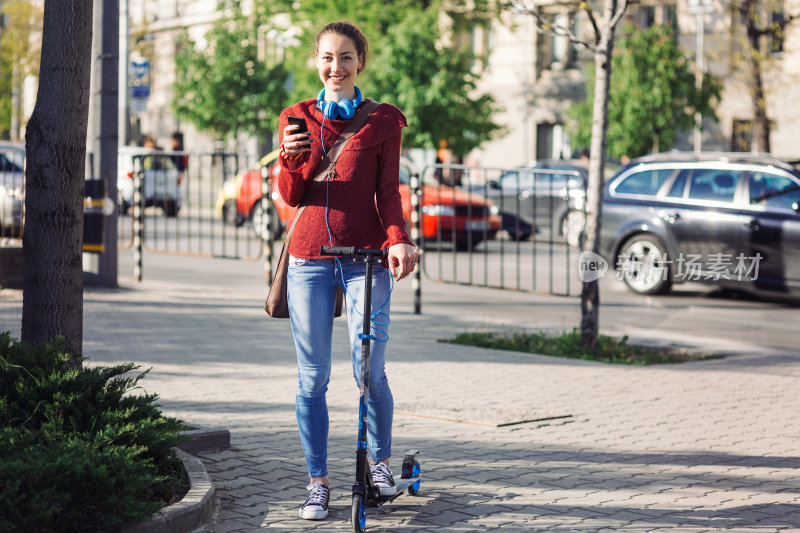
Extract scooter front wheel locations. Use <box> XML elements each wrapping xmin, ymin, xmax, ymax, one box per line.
<box><xmin>352</xmin><ymin>493</ymin><xmax>367</xmax><ymax>533</ymax></box>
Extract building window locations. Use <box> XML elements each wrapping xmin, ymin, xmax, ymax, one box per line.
<box><xmin>663</xmin><ymin>4</ymin><xmax>678</xmax><ymax>30</ymax></box>
<box><xmin>629</xmin><ymin>3</ymin><xmax>678</xmax><ymax>32</ymax></box>
<box><xmin>537</xmin><ymin>11</ymin><xmax>579</xmax><ymax>72</ymax></box>
<box><xmin>536</xmin><ymin>123</ymin><xmax>568</xmax><ymax>160</ymax></box>
<box><xmin>731</xmin><ymin>119</ymin><xmax>752</xmax><ymax>152</ymax></box>
<box><xmin>469</xmin><ymin>24</ymin><xmax>491</xmax><ymax>70</ymax></box>
<box><xmin>770</xmin><ymin>10</ymin><xmax>785</xmax><ymax>54</ymax></box>
<box><xmin>640</xmin><ymin>6</ymin><xmax>656</xmax><ymax>29</ymax></box>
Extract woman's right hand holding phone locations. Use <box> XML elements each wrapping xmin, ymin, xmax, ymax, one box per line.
<box><xmin>282</xmin><ymin>122</ymin><xmax>312</xmax><ymax>167</ymax></box>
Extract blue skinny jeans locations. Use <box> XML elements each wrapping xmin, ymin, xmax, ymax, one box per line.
<box><xmin>287</xmin><ymin>255</ymin><xmax>394</xmax><ymax>479</ymax></box>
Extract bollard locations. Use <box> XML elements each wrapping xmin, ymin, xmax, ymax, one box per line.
<box><xmin>83</xmin><ymin>180</ymin><xmax>112</xmax><ymax>253</ymax></box>
<box><xmin>261</xmin><ymin>164</ymin><xmax>274</xmax><ymax>285</ymax></box>
<box><xmin>410</xmin><ymin>172</ymin><xmax>421</xmax><ymax>315</ymax></box>
<box><xmin>133</xmin><ymin>156</ymin><xmax>143</xmax><ymax>282</ymax></box>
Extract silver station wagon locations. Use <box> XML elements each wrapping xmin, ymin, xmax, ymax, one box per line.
<box><xmin>599</xmin><ymin>152</ymin><xmax>800</xmax><ymax>298</ymax></box>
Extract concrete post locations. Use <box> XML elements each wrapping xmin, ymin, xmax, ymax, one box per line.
<box><xmin>85</xmin><ymin>0</ymin><xmax>119</xmax><ymax>287</ymax></box>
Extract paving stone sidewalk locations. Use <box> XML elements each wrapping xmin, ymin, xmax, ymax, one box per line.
<box><xmin>1</xmin><ymin>269</ymin><xmax>799</xmax><ymax>532</ymax></box>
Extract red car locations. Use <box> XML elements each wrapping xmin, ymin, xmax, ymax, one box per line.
<box><xmin>217</xmin><ymin>150</ymin><xmax>288</xmax><ymax>240</ymax></box>
<box><xmin>217</xmin><ymin>152</ymin><xmax>501</xmax><ymax>248</ymax></box>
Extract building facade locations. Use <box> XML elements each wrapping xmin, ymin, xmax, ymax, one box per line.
<box><xmin>474</xmin><ymin>0</ymin><xmax>800</xmax><ymax>169</ymax></box>
<box><xmin>122</xmin><ymin>0</ymin><xmax>800</xmax><ymax>166</ymax></box>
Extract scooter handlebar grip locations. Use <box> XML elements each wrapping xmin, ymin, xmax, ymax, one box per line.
<box><xmin>320</xmin><ymin>246</ymin><xmax>355</xmax><ymax>256</ymax></box>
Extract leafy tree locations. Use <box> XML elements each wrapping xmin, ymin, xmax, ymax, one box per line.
<box><xmin>368</xmin><ymin>9</ymin><xmax>502</xmax><ymax>155</ymax></box>
<box><xmin>22</xmin><ymin>0</ymin><xmax>94</xmax><ymax>359</ymax></box>
<box><xmin>507</xmin><ymin>0</ymin><xmax>630</xmax><ymax>350</ymax></box>
<box><xmin>0</xmin><ymin>0</ymin><xmax>43</xmax><ymax>139</ymax></box>
<box><xmin>730</xmin><ymin>0</ymin><xmax>798</xmax><ymax>153</ymax></box>
<box><xmin>270</xmin><ymin>0</ymin><xmax>503</xmax><ymax>156</ymax></box>
<box><xmin>569</xmin><ymin>25</ymin><xmax>721</xmax><ymax>159</ymax></box>
<box><xmin>172</xmin><ymin>4</ymin><xmax>290</xmax><ymax>140</ymax></box>
<box><xmin>0</xmin><ymin>50</ymin><xmax>8</xmax><ymax>137</ymax></box>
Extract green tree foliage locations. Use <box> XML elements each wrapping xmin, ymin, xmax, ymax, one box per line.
<box><xmin>265</xmin><ymin>0</ymin><xmax>503</xmax><ymax>156</ymax></box>
<box><xmin>0</xmin><ymin>0</ymin><xmax>43</xmax><ymax>138</ymax></box>
<box><xmin>172</xmin><ymin>4</ymin><xmax>290</xmax><ymax>139</ymax></box>
<box><xmin>569</xmin><ymin>25</ymin><xmax>721</xmax><ymax>159</ymax></box>
<box><xmin>368</xmin><ymin>9</ymin><xmax>502</xmax><ymax>155</ymax></box>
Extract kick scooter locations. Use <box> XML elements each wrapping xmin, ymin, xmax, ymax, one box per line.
<box><xmin>320</xmin><ymin>246</ymin><xmax>422</xmax><ymax>533</ymax></box>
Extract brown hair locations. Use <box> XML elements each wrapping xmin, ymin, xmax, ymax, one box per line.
<box><xmin>315</xmin><ymin>21</ymin><xmax>369</xmax><ymax>73</ymax></box>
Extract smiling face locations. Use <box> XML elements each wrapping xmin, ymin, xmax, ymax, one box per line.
<box><xmin>315</xmin><ymin>32</ymin><xmax>363</xmax><ymax>101</ymax></box>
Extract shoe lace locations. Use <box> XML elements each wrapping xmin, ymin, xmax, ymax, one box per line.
<box><xmin>371</xmin><ymin>463</ymin><xmax>392</xmax><ymax>485</ymax></box>
<box><xmin>305</xmin><ymin>483</ymin><xmax>329</xmax><ymax>506</ymax></box>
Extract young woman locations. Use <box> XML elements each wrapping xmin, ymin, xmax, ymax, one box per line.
<box><xmin>277</xmin><ymin>21</ymin><xmax>418</xmax><ymax>520</ymax></box>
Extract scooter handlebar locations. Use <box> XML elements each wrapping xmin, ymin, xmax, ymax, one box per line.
<box><xmin>320</xmin><ymin>246</ymin><xmax>355</xmax><ymax>256</ymax></box>
<box><xmin>320</xmin><ymin>246</ymin><xmax>387</xmax><ymax>258</ymax></box>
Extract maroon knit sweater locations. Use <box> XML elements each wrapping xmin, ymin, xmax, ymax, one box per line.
<box><xmin>277</xmin><ymin>98</ymin><xmax>414</xmax><ymax>259</ymax></box>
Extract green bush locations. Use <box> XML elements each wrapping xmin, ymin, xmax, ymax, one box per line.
<box><xmin>0</xmin><ymin>332</ymin><xmax>186</xmax><ymax>532</ymax></box>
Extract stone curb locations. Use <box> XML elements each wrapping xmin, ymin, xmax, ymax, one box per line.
<box><xmin>120</xmin><ymin>427</ymin><xmax>229</xmax><ymax>533</ymax></box>
<box><xmin>178</xmin><ymin>425</ymin><xmax>230</xmax><ymax>455</ymax></box>
<box><xmin>120</xmin><ymin>449</ymin><xmax>215</xmax><ymax>533</ymax></box>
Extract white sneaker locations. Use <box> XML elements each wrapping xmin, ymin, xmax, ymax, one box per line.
<box><xmin>370</xmin><ymin>463</ymin><xmax>397</xmax><ymax>496</ymax></box>
<box><xmin>299</xmin><ymin>482</ymin><xmax>329</xmax><ymax>520</ymax></box>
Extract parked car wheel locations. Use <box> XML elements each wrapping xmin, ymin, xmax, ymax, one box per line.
<box><xmin>617</xmin><ymin>234</ymin><xmax>673</xmax><ymax>295</ymax></box>
<box><xmin>455</xmin><ymin>238</ymin><xmax>483</xmax><ymax>251</ymax></box>
<box><xmin>222</xmin><ymin>199</ymin><xmax>245</xmax><ymax>227</ymax></box>
<box><xmin>561</xmin><ymin>210</ymin><xmax>585</xmax><ymax>247</ymax></box>
<box><xmin>164</xmin><ymin>200</ymin><xmax>179</xmax><ymax>217</ymax></box>
<box><xmin>500</xmin><ymin>213</ymin><xmax>533</xmax><ymax>241</ymax></box>
<box><xmin>251</xmin><ymin>198</ymin><xmax>282</xmax><ymax>241</ymax></box>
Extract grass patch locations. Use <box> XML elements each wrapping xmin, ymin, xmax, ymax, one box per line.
<box><xmin>442</xmin><ymin>329</ymin><xmax>723</xmax><ymax>365</ymax></box>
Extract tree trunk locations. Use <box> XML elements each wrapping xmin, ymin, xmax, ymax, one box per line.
<box><xmin>11</xmin><ymin>60</ymin><xmax>21</xmax><ymax>141</ymax></box>
<box><xmin>747</xmin><ymin>32</ymin><xmax>770</xmax><ymax>152</ymax></box>
<box><xmin>580</xmin><ymin>0</ymin><xmax>621</xmax><ymax>351</ymax></box>
<box><xmin>22</xmin><ymin>1</ymin><xmax>94</xmax><ymax>358</ymax></box>
<box><xmin>739</xmin><ymin>0</ymin><xmax>771</xmax><ymax>153</ymax></box>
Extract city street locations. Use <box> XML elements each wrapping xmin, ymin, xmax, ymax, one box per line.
<box><xmin>1</xmin><ymin>248</ymin><xmax>799</xmax><ymax>532</ymax></box>
<box><xmin>116</xmin><ymin>244</ymin><xmax>800</xmax><ymax>355</ymax></box>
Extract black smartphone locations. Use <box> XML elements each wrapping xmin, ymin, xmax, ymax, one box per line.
<box><xmin>287</xmin><ymin>116</ymin><xmax>308</xmax><ymax>134</ymax></box>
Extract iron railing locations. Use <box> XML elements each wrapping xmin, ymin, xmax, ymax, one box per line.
<box><xmin>119</xmin><ymin>151</ymin><xmax>272</xmax><ymax>271</ymax></box>
<box><xmin>414</xmin><ymin>163</ymin><xmax>587</xmax><ymax>297</ymax></box>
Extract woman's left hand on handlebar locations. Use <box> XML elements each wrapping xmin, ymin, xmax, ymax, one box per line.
<box><xmin>387</xmin><ymin>243</ymin><xmax>418</xmax><ymax>281</ymax></box>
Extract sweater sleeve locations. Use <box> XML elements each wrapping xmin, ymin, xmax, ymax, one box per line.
<box><xmin>375</xmin><ymin>130</ymin><xmax>415</xmax><ymax>249</ymax></box>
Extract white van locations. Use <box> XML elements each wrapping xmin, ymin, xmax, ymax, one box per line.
<box><xmin>118</xmin><ymin>146</ymin><xmax>183</xmax><ymax>217</ymax></box>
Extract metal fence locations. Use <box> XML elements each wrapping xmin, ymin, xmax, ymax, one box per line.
<box><xmin>5</xmin><ymin>146</ymin><xmax>587</xmax><ymax>301</ymax></box>
<box><xmin>414</xmin><ymin>163</ymin><xmax>587</xmax><ymax>296</ymax></box>
<box><xmin>118</xmin><ymin>150</ymin><xmax>273</xmax><ymax>274</ymax></box>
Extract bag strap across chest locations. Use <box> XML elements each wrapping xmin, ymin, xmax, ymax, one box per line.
<box><xmin>285</xmin><ymin>100</ymin><xmax>381</xmax><ymax>241</ymax></box>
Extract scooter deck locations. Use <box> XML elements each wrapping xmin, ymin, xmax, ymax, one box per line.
<box><xmin>368</xmin><ymin>474</ymin><xmax>422</xmax><ymax>507</ymax></box>
<box><xmin>394</xmin><ymin>474</ymin><xmax>422</xmax><ymax>491</ymax></box>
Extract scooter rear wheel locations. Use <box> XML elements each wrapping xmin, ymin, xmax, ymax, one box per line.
<box><xmin>351</xmin><ymin>493</ymin><xmax>367</xmax><ymax>532</ymax></box>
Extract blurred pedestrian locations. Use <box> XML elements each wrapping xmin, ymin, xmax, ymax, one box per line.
<box><xmin>170</xmin><ymin>131</ymin><xmax>187</xmax><ymax>174</ymax></box>
<box><xmin>141</xmin><ymin>135</ymin><xmax>162</xmax><ymax>170</ymax></box>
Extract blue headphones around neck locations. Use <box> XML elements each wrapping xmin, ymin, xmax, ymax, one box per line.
<box><xmin>317</xmin><ymin>86</ymin><xmax>362</xmax><ymax>120</ymax></box>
